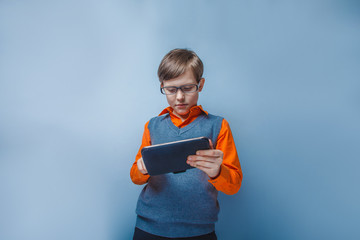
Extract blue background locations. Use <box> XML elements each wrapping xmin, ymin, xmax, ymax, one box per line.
<box><xmin>1</xmin><ymin>1</ymin><xmax>359</xmax><ymax>239</ymax></box>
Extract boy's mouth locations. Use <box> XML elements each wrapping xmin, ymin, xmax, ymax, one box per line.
<box><xmin>175</xmin><ymin>104</ymin><xmax>188</xmax><ymax>108</ymax></box>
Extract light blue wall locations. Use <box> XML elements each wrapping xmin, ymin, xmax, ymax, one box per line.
<box><xmin>1</xmin><ymin>1</ymin><xmax>359</xmax><ymax>239</ymax></box>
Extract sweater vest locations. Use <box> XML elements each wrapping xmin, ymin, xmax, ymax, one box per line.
<box><xmin>135</xmin><ymin>112</ymin><xmax>223</xmax><ymax>238</ymax></box>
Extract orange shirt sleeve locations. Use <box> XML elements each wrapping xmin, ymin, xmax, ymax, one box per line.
<box><xmin>208</xmin><ymin>119</ymin><xmax>243</xmax><ymax>195</ymax></box>
<box><xmin>130</xmin><ymin>121</ymin><xmax>151</xmax><ymax>185</ymax></box>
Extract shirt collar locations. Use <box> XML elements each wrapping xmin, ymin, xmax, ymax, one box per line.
<box><xmin>159</xmin><ymin>105</ymin><xmax>208</xmax><ymax>116</ymax></box>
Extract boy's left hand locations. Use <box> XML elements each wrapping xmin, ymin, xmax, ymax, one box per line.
<box><xmin>186</xmin><ymin>140</ymin><xmax>223</xmax><ymax>179</ymax></box>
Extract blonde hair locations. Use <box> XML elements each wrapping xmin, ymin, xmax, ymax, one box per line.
<box><xmin>157</xmin><ymin>48</ymin><xmax>204</xmax><ymax>83</ymax></box>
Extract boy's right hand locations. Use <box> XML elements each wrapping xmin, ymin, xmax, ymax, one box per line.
<box><xmin>137</xmin><ymin>157</ymin><xmax>148</xmax><ymax>175</ymax></box>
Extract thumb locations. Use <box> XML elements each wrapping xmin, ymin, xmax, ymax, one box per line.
<box><xmin>209</xmin><ymin>139</ymin><xmax>214</xmax><ymax>149</ymax></box>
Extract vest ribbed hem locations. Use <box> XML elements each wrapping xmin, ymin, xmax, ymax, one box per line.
<box><xmin>136</xmin><ymin>215</ymin><xmax>215</xmax><ymax>238</ymax></box>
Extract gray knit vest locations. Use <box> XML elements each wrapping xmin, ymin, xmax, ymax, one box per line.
<box><xmin>135</xmin><ymin>112</ymin><xmax>223</xmax><ymax>238</ymax></box>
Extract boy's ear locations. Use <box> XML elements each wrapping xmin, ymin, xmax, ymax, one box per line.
<box><xmin>198</xmin><ymin>78</ymin><xmax>205</xmax><ymax>92</ymax></box>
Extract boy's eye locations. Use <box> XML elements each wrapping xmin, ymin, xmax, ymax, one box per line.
<box><xmin>166</xmin><ymin>87</ymin><xmax>177</xmax><ymax>93</ymax></box>
<box><xmin>182</xmin><ymin>86</ymin><xmax>193</xmax><ymax>92</ymax></box>
<box><xmin>182</xmin><ymin>85</ymin><xmax>197</xmax><ymax>92</ymax></box>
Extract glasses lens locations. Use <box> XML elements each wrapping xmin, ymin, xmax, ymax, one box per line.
<box><xmin>181</xmin><ymin>84</ymin><xmax>198</xmax><ymax>93</ymax></box>
<box><xmin>163</xmin><ymin>87</ymin><xmax>177</xmax><ymax>95</ymax></box>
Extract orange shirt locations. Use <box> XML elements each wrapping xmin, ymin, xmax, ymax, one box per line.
<box><xmin>130</xmin><ymin>105</ymin><xmax>243</xmax><ymax>195</ymax></box>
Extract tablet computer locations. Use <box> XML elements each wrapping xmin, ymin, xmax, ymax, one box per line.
<box><xmin>141</xmin><ymin>136</ymin><xmax>211</xmax><ymax>176</ymax></box>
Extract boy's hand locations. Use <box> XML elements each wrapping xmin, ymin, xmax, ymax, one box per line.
<box><xmin>137</xmin><ymin>157</ymin><xmax>148</xmax><ymax>175</ymax></box>
<box><xmin>186</xmin><ymin>140</ymin><xmax>223</xmax><ymax>179</ymax></box>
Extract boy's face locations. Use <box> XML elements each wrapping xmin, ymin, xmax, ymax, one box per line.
<box><xmin>161</xmin><ymin>69</ymin><xmax>205</xmax><ymax>121</ymax></box>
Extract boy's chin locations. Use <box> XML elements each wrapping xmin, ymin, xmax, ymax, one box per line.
<box><xmin>173</xmin><ymin>109</ymin><xmax>190</xmax><ymax>118</ymax></box>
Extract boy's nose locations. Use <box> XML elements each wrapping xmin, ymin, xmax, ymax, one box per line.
<box><xmin>176</xmin><ymin>89</ymin><xmax>185</xmax><ymax>100</ymax></box>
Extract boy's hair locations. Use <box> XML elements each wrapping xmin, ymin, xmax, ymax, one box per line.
<box><xmin>158</xmin><ymin>48</ymin><xmax>204</xmax><ymax>83</ymax></box>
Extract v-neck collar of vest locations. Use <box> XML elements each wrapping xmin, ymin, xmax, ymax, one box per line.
<box><xmin>165</xmin><ymin>113</ymin><xmax>207</xmax><ymax>135</ymax></box>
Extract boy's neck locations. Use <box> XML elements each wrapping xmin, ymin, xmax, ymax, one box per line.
<box><xmin>173</xmin><ymin>112</ymin><xmax>188</xmax><ymax>122</ymax></box>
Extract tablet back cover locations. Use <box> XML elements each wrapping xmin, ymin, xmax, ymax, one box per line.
<box><xmin>141</xmin><ymin>137</ymin><xmax>210</xmax><ymax>176</ymax></box>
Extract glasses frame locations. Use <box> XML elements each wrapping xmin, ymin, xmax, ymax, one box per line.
<box><xmin>160</xmin><ymin>84</ymin><xmax>199</xmax><ymax>95</ymax></box>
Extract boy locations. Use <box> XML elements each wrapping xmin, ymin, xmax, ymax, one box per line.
<box><xmin>130</xmin><ymin>49</ymin><xmax>243</xmax><ymax>240</ymax></box>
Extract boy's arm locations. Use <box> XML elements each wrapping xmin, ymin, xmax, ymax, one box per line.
<box><xmin>130</xmin><ymin>121</ymin><xmax>151</xmax><ymax>185</ymax></box>
<box><xmin>207</xmin><ymin>119</ymin><xmax>243</xmax><ymax>195</ymax></box>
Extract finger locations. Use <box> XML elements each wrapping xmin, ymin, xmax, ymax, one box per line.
<box><xmin>196</xmin><ymin>149</ymin><xmax>223</xmax><ymax>157</ymax></box>
<box><xmin>138</xmin><ymin>158</ymin><xmax>143</xmax><ymax>168</ymax></box>
<box><xmin>140</xmin><ymin>161</ymin><xmax>146</xmax><ymax>173</ymax></box>
<box><xmin>141</xmin><ymin>159</ymin><xmax>148</xmax><ymax>171</ymax></box>
<box><xmin>189</xmin><ymin>160</ymin><xmax>218</xmax><ymax>169</ymax></box>
<box><xmin>188</xmin><ymin>155</ymin><xmax>218</xmax><ymax>163</ymax></box>
<box><xmin>192</xmin><ymin>162</ymin><xmax>212</xmax><ymax>169</ymax></box>
<box><xmin>194</xmin><ymin>164</ymin><xmax>213</xmax><ymax>172</ymax></box>
<box><xmin>138</xmin><ymin>160</ymin><xmax>144</xmax><ymax>172</ymax></box>
<box><xmin>137</xmin><ymin>159</ymin><xmax>142</xmax><ymax>169</ymax></box>
<box><xmin>209</xmin><ymin>139</ymin><xmax>214</xmax><ymax>149</ymax></box>
<box><xmin>138</xmin><ymin>158</ymin><xmax>148</xmax><ymax>174</ymax></box>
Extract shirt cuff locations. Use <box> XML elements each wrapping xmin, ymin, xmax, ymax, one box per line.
<box><xmin>208</xmin><ymin>164</ymin><xmax>229</xmax><ymax>186</ymax></box>
<box><xmin>132</xmin><ymin>167</ymin><xmax>150</xmax><ymax>185</ymax></box>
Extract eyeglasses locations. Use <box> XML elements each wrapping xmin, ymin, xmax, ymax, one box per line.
<box><xmin>160</xmin><ymin>84</ymin><xmax>199</xmax><ymax>95</ymax></box>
